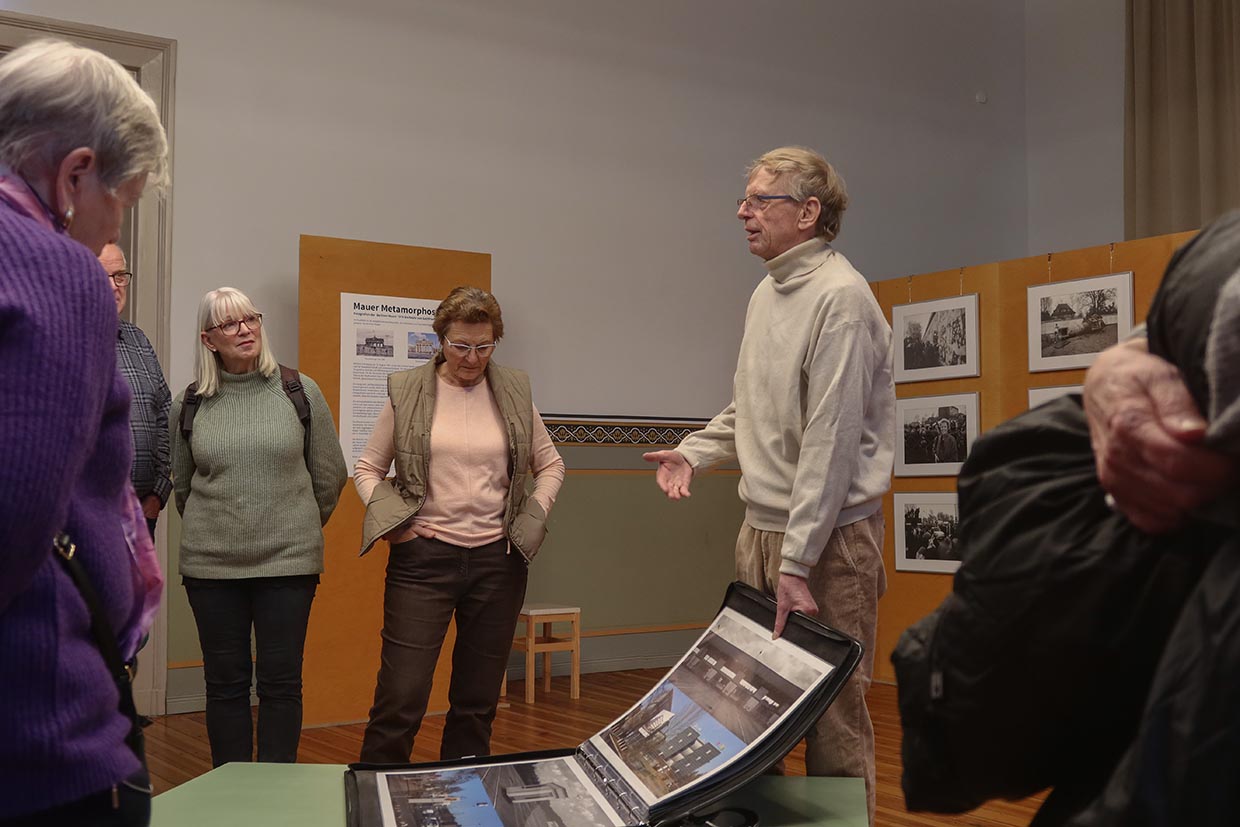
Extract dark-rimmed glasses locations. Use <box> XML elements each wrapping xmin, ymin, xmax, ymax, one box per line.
<box><xmin>443</xmin><ymin>337</ymin><xmax>497</xmax><ymax>357</ymax></box>
<box><xmin>205</xmin><ymin>314</ymin><xmax>263</xmax><ymax>336</ymax></box>
<box><xmin>736</xmin><ymin>194</ymin><xmax>798</xmax><ymax>211</ymax></box>
<box><xmin>108</xmin><ymin>270</ymin><xmax>133</xmax><ymax>287</ymax></box>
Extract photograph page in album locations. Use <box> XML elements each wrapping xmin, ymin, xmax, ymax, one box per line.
<box><xmin>584</xmin><ymin>603</ymin><xmax>835</xmax><ymax>812</ymax></box>
<box><xmin>373</xmin><ymin>756</ymin><xmax>627</xmax><ymax>827</ymax></box>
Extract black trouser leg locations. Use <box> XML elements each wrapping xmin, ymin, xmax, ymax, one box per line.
<box><xmin>184</xmin><ymin>578</ymin><xmax>255</xmax><ymax>766</ymax></box>
<box><xmin>252</xmin><ymin>576</ymin><xmax>318</xmax><ymax>763</ymax></box>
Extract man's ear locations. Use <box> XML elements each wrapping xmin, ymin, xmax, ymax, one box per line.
<box><xmin>798</xmin><ymin>197</ymin><xmax>822</xmax><ymax>232</ymax></box>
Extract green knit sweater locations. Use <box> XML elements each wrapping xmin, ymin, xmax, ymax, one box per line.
<box><xmin>171</xmin><ymin>369</ymin><xmax>348</xmax><ymax>579</ymax></box>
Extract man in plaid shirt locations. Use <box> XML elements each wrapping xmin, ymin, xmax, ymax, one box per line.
<box><xmin>100</xmin><ymin>243</ymin><xmax>172</xmax><ymax>537</ymax></box>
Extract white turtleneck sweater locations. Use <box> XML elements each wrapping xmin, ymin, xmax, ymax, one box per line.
<box><xmin>676</xmin><ymin>237</ymin><xmax>895</xmax><ymax>577</ymax></box>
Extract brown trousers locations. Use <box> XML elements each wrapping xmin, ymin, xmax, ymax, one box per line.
<box><xmin>359</xmin><ymin>536</ymin><xmax>527</xmax><ymax>763</ymax></box>
<box><xmin>734</xmin><ymin>511</ymin><xmax>887</xmax><ymax>825</ymax></box>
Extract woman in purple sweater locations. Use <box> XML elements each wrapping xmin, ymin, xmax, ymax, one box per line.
<box><xmin>0</xmin><ymin>40</ymin><xmax>169</xmax><ymax>826</ymax></box>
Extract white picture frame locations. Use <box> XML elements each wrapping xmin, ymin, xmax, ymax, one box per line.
<box><xmin>1027</xmin><ymin>272</ymin><xmax>1133</xmax><ymax>372</ymax></box>
<box><xmin>1027</xmin><ymin>384</ymin><xmax>1083</xmax><ymax>409</ymax></box>
<box><xmin>895</xmin><ymin>392</ymin><xmax>979</xmax><ymax>477</ymax></box>
<box><xmin>893</xmin><ymin>294</ymin><xmax>980</xmax><ymax>383</ymax></box>
<box><xmin>895</xmin><ymin>492</ymin><xmax>961</xmax><ymax>574</ymax></box>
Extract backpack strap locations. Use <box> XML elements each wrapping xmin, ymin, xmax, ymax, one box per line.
<box><xmin>279</xmin><ymin>364</ymin><xmax>312</xmax><ymax>463</ymax></box>
<box><xmin>179</xmin><ymin>381</ymin><xmax>201</xmax><ymax>448</ymax></box>
<box><xmin>179</xmin><ymin>370</ymin><xmax>312</xmax><ymax>465</ymax></box>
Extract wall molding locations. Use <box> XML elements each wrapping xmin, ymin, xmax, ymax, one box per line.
<box><xmin>544</xmin><ymin>415</ymin><xmax>706</xmax><ymax>447</ymax></box>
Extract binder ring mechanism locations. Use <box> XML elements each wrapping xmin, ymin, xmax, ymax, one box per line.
<box><xmin>676</xmin><ymin>807</ymin><xmax>760</xmax><ymax>827</ymax></box>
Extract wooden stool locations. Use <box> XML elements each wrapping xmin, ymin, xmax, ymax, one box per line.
<box><xmin>511</xmin><ymin>603</ymin><xmax>581</xmax><ymax>703</ymax></box>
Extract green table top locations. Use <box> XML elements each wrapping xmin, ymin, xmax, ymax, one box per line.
<box><xmin>153</xmin><ymin>763</ymin><xmax>867</xmax><ymax>827</ymax></box>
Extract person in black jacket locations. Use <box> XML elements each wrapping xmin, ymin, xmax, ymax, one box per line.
<box><xmin>1064</xmin><ymin>212</ymin><xmax>1240</xmax><ymax>827</ymax></box>
<box><xmin>893</xmin><ymin>211</ymin><xmax>1240</xmax><ymax>826</ymax></box>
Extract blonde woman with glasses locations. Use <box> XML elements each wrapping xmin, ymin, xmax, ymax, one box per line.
<box><xmin>171</xmin><ymin>286</ymin><xmax>347</xmax><ymax>768</ymax></box>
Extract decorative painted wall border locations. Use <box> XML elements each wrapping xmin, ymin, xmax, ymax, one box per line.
<box><xmin>543</xmin><ymin>416</ymin><xmax>707</xmax><ymax>446</ymax></box>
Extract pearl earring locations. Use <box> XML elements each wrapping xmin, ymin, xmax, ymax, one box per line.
<box><xmin>60</xmin><ymin>206</ymin><xmax>74</xmax><ymax>230</ymax></box>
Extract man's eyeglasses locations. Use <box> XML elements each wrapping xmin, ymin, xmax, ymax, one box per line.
<box><xmin>108</xmin><ymin>270</ymin><xmax>133</xmax><ymax>287</ymax></box>
<box><xmin>443</xmin><ymin>337</ymin><xmax>497</xmax><ymax>357</ymax></box>
<box><xmin>205</xmin><ymin>314</ymin><xmax>263</xmax><ymax>336</ymax></box>
<box><xmin>736</xmin><ymin>194</ymin><xmax>798</xmax><ymax>212</ymax></box>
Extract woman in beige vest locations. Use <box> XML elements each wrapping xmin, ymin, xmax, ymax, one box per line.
<box><xmin>354</xmin><ymin>286</ymin><xmax>565</xmax><ymax>762</ymax></box>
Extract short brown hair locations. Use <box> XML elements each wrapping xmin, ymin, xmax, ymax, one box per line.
<box><xmin>433</xmin><ymin>286</ymin><xmax>505</xmax><ymax>341</ymax></box>
<box><xmin>747</xmin><ymin>146</ymin><xmax>849</xmax><ymax>242</ymax></box>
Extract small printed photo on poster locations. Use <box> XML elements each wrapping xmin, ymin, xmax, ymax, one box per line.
<box><xmin>893</xmin><ymin>294</ymin><xmax>980</xmax><ymax>383</ymax></box>
<box><xmin>1027</xmin><ymin>272</ymin><xmax>1133</xmax><ymax>372</ymax></box>
<box><xmin>356</xmin><ymin>327</ymin><xmax>394</xmax><ymax>358</ymax></box>
<box><xmin>407</xmin><ymin>331</ymin><xmax>438</xmax><ymax>361</ymax></box>
<box><xmin>1028</xmin><ymin>384</ymin><xmax>1083</xmax><ymax>409</ymax></box>
<box><xmin>895</xmin><ymin>393</ymin><xmax>978</xmax><ymax>477</ymax></box>
<box><xmin>895</xmin><ymin>493</ymin><xmax>961</xmax><ymax>574</ymax></box>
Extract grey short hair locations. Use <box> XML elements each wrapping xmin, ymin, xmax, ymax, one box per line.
<box><xmin>747</xmin><ymin>146</ymin><xmax>848</xmax><ymax>242</ymax></box>
<box><xmin>0</xmin><ymin>39</ymin><xmax>169</xmax><ymax>192</ymax></box>
<box><xmin>193</xmin><ymin>287</ymin><xmax>279</xmax><ymax>397</ymax></box>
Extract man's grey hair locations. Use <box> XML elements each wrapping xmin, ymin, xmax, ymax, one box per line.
<box><xmin>747</xmin><ymin>146</ymin><xmax>848</xmax><ymax>242</ymax></box>
<box><xmin>0</xmin><ymin>38</ymin><xmax>169</xmax><ymax>192</ymax></box>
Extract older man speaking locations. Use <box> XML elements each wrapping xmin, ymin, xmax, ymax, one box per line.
<box><xmin>645</xmin><ymin>146</ymin><xmax>894</xmax><ymax>823</ymax></box>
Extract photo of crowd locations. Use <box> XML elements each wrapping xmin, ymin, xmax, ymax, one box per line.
<box><xmin>903</xmin><ymin>504</ymin><xmax>959</xmax><ymax>562</ymax></box>
<box><xmin>893</xmin><ymin>295</ymin><xmax>979</xmax><ymax>383</ymax></box>
<box><xmin>895</xmin><ymin>393</ymin><xmax>977</xmax><ymax>477</ymax></box>
<box><xmin>903</xmin><ymin>308</ymin><xmax>967</xmax><ymax>369</ymax></box>
<box><xmin>902</xmin><ymin>408</ymin><xmax>967</xmax><ymax>465</ymax></box>
<box><xmin>895</xmin><ymin>494</ymin><xmax>962</xmax><ymax>574</ymax></box>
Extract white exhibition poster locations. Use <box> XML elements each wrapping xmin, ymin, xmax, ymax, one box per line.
<box><xmin>339</xmin><ymin>292</ymin><xmax>440</xmax><ymax>473</ymax></box>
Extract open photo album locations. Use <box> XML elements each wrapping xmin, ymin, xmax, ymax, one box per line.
<box><xmin>344</xmin><ymin>581</ymin><xmax>863</xmax><ymax>827</ymax></box>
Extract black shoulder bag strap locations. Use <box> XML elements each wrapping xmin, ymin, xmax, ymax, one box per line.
<box><xmin>52</xmin><ymin>533</ymin><xmax>146</xmax><ymax>764</ymax></box>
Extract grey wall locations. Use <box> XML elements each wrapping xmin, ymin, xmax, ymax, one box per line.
<box><xmin>9</xmin><ymin>0</ymin><xmax>1030</xmax><ymax>419</ymax></box>
<box><xmin>1024</xmin><ymin>0</ymin><xmax>1125</xmax><ymax>254</ymax></box>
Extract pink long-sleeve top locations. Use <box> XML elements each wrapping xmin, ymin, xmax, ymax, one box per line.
<box><xmin>354</xmin><ymin>376</ymin><xmax>566</xmax><ymax>548</ymax></box>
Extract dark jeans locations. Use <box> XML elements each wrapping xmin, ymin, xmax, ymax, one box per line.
<box><xmin>0</xmin><ymin>771</ymin><xmax>151</xmax><ymax>826</ymax></box>
<box><xmin>360</xmin><ymin>537</ymin><xmax>527</xmax><ymax>763</ymax></box>
<box><xmin>183</xmin><ymin>575</ymin><xmax>318</xmax><ymax>767</ymax></box>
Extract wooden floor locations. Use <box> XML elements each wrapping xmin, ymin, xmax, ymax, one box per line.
<box><xmin>146</xmin><ymin>670</ymin><xmax>1042</xmax><ymax>826</ymax></box>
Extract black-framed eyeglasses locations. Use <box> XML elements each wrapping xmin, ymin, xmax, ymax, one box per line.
<box><xmin>443</xmin><ymin>337</ymin><xmax>497</xmax><ymax>357</ymax></box>
<box><xmin>108</xmin><ymin>270</ymin><xmax>133</xmax><ymax>287</ymax></box>
<box><xmin>736</xmin><ymin>194</ymin><xmax>798</xmax><ymax>211</ymax></box>
<box><xmin>205</xmin><ymin>314</ymin><xmax>263</xmax><ymax>336</ymax></box>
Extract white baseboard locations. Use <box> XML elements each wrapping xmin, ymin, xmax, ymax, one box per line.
<box><xmin>133</xmin><ymin>688</ymin><xmax>164</xmax><ymax>717</ymax></box>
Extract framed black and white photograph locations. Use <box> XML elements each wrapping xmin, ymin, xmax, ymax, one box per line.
<box><xmin>895</xmin><ymin>493</ymin><xmax>961</xmax><ymax>574</ymax></box>
<box><xmin>1028</xmin><ymin>384</ymin><xmax>1083</xmax><ymax>409</ymax></box>
<box><xmin>895</xmin><ymin>393</ymin><xmax>978</xmax><ymax>477</ymax></box>
<box><xmin>1027</xmin><ymin>272</ymin><xmax>1133</xmax><ymax>372</ymax></box>
<box><xmin>893</xmin><ymin>294</ymin><xmax>980</xmax><ymax>383</ymax></box>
